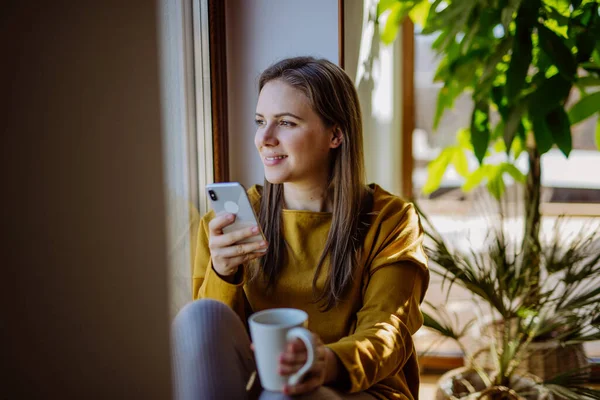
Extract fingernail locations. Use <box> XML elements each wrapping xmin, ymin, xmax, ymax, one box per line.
<box><xmin>252</xmin><ymin>226</ymin><xmax>259</xmax><ymax>233</ymax></box>
<box><xmin>261</xmin><ymin>241</ymin><xmax>268</xmax><ymax>247</ymax></box>
<box><xmin>228</xmin><ymin>214</ymin><xmax>235</xmax><ymax>221</ymax></box>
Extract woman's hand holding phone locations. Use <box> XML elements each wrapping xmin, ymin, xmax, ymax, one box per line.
<box><xmin>208</xmin><ymin>213</ymin><xmax>268</xmax><ymax>280</ymax></box>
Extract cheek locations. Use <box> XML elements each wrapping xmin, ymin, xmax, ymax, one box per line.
<box><xmin>254</xmin><ymin>131</ymin><xmax>261</xmax><ymax>149</ymax></box>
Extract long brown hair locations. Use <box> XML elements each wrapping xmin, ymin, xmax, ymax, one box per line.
<box><xmin>255</xmin><ymin>57</ymin><xmax>371</xmax><ymax>310</ymax></box>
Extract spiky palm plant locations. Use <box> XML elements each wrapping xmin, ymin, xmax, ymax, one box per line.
<box><xmin>416</xmin><ymin>200</ymin><xmax>600</xmax><ymax>399</ymax></box>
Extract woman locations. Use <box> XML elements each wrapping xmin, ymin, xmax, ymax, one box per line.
<box><xmin>173</xmin><ymin>57</ymin><xmax>429</xmax><ymax>400</ymax></box>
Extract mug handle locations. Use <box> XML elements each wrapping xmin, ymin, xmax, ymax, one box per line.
<box><xmin>285</xmin><ymin>327</ymin><xmax>315</xmax><ymax>386</ymax></box>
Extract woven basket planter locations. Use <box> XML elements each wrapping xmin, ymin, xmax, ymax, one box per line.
<box><xmin>482</xmin><ymin>320</ymin><xmax>590</xmax><ymax>380</ymax></box>
<box><xmin>435</xmin><ymin>367</ymin><xmax>553</xmax><ymax>400</ymax></box>
<box><xmin>520</xmin><ymin>341</ymin><xmax>588</xmax><ymax>381</ymax></box>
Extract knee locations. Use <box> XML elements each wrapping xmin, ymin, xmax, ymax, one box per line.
<box><xmin>259</xmin><ymin>391</ymin><xmax>292</xmax><ymax>400</ymax></box>
<box><xmin>174</xmin><ymin>299</ymin><xmax>233</xmax><ymax>338</ymax></box>
<box><xmin>174</xmin><ymin>299</ymin><xmax>233</xmax><ymax>331</ymax></box>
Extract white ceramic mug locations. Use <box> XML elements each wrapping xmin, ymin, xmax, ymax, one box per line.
<box><xmin>248</xmin><ymin>308</ymin><xmax>316</xmax><ymax>392</ymax></box>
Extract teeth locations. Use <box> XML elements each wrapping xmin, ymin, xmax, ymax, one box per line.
<box><xmin>266</xmin><ymin>155</ymin><xmax>287</xmax><ymax>160</ymax></box>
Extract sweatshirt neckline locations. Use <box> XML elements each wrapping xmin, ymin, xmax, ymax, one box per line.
<box><xmin>281</xmin><ymin>209</ymin><xmax>332</xmax><ymax>217</ymax></box>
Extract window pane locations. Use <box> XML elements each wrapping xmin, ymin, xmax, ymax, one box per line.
<box><xmin>412</xmin><ymin>29</ymin><xmax>600</xmax><ymax>210</ymax></box>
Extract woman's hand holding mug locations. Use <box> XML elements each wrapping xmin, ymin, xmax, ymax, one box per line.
<box><xmin>207</xmin><ymin>213</ymin><xmax>268</xmax><ymax>279</ymax></box>
<box><xmin>278</xmin><ymin>333</ymin><xmax>337</xmax><ymax>395</ymax></box>
<box><xmin>249</xmin><ymin>309</ymin><xmax>321</xmax><ymax>393</ymax></box>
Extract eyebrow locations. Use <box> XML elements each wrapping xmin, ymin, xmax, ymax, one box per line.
<box><xmin>255</xmin><ymin>112</ymin><xmax>304</xmax><ymax>120</ymax></box>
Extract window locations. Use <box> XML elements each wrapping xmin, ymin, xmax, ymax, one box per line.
<box><xmin>411</xmin><ymin>26</ymin><xmax>600</xmax><ymax>216</ymax></box>
<box><xmin>159</xmin><ymin>0</ymin><xmax>216</xmax><ymax>317</ymax></box>
<box><xmin>407</xmin><ymin>21</ymin><xmax>600</xmax><ymax>364</ymax></box>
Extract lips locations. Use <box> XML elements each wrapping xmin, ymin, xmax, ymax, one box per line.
<box><xmin>264</xmin><ymin>155</ymin><xmax>287</xmax><ymax>161</ymax></box>
<box><xmin>262</xmin><ymin>154</ymin><xmax>288</xmax><ymax>166</ymax></box>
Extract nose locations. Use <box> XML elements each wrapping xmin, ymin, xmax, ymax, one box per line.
<box><xmin>255</xmin><ymin>122</ymin><xmax>278</xmax><ymax>147</ymax></box>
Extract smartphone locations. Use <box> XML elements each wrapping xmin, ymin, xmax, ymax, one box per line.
<box><xmin>206</xmin><ymin>182</ymin><xmax>265</xmax><ymax>244</ymax></box>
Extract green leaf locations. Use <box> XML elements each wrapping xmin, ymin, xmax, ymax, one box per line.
<box><xmin>457</xmin><ymin>128</ymin><xmax>472</xmax><ymax>150</ymax></box>
<box><xmin>576</xmin><ymin>76</ymin><xmax>600</xmax><ymax>91</ymax></box>
<box><xmin>576</xmin><ymin>30</ymin><xmax>597</xmax><ymax>63</ymax></box>
<box><xmin>423</xmin><ymin>148</ymin><xmax>453</xmax><ymax>194</ymax></box>
<box><xmin>476</xmin><ymin>37</ymin><xmax>513</xmax><ymax>100</ymax></box>
<box><xmin>492</xmin><ymin>121</ymin><xmax>504</xmax><ymax>141</ymax></box>
<box><xmin>500</xmin><ymin>162</ymin><xmax>527</xmax><ymax>183</ymax></box>
<box><xmin>582</xmin><ymin>62</ymin><xmax>600</xmax><ymax>74</ymax></box>
<box><xmin>491</xmin><ymin>86</ymin><xmax>508</xmax><ymax>119</ymax></box>
<box><xmin>504</xmin><ymin>101</ymin><xmax>527</xmax><ymax>151</ymax></box>
<box><xmin>537</xmin><ymin>24</ymin><xmax>577</xmax><ymax>79</ymax></box>
<box><xmin>568</xmin><ymin>90</ymin><xmax>600</xmax><ymax>125</ymax></box>
<box><xmin>506</xmin><ymin>11</ymin><xmax>533</xmax><ymax>102</ymax></box>
<box><xmin>471</xmin><ymin>101</ymin><xmax>491</xmax><ymax>164</ymax></box>
<box><xmin>531</xmin><ymin>114</ymin><xmax>555</xmax><ymax>154</ymax></box>
<box><xmin>422</xmin><ymin>311</ymin><xmax>460</xmax><ymax>340</ymax></box>
<box><xmin>462</xmin><ymin>165</ymin><xmax>492</xmax><ymax>192</ymax></box>
<box><xmin>434</xmin><ymin>84</ymin><xmax>460</xmax><ymax>130</ymax></box>
<box><xmin>408</xmin><ymin>1</ymin><xmax>430</xmax><ymax>28</ymax></box>
<box><xmin>451</xmin><ymin>148</ymin><xmax>470</xmax><ymax>177</ymax></box>
<box><xmin>487</xmin><ymin>166</ymin><xmax>506</xmax><ymax>199</ymax></box>
<box><xmin>543</xmin><ymin>3</ymin><xmax>570</xmax><ymax>25</ymax></box>
<box><xmin>528</xmin><ymin>74</ymin><xmax>572</xmax><ymax>117</ymax></box>
<box><xmin>377</xmin><ymin>0</ymin><xmax>399</xmax><ymax>18</ymax></box>
<box><xmin>546</xmin><ymin>108</ymin><xmax>572</xmax><ymax>157</ymax></box>
<box><xmin>494</xmin><ymin>138</ymin><xmax>507</xmax><ymax>153</ymax></box>
<box><xmin>502</xmin><ymin>0</ymin><xmax>522</xmax><ymax>31</ymax></box>
<box><xmin>381</xmin><ymin>2</ymin><xmax>412</xmax><ymax>44</ymax></box>
<box><xmin>460</xmin><ymin>18</ymin><xmax>480</xmax><ymax>55</ymax></box>
<box><xmin>510</xmin><ymin>134</ymin><xmax>526</xmax><ymax>158</ymax></box>
<box><xmin>545</xmin><ymin>0</ymin><xmax>570</xmax><ymax>14</ymax></box>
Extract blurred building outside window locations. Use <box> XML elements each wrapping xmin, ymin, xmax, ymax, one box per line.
<box><xmin>412</xmin><ymin>29</ymin><xmax>600</xmax><ymax>214</ymax></box>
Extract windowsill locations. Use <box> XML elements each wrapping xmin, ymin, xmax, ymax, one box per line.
<box><xmin>416</xmin><ymin>199</ymin><xmax>600</xmax><ymax>217</ymax></box>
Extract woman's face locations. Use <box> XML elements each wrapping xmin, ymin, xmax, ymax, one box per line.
<box><xmin>254</xmin><ymin>80</ymin><xmax>340</xmax><ymax>186</ymax></box>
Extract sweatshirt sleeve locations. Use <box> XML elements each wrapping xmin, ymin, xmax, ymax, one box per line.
<box><xmin>326</xmin><ymin>203</ymin><xmax>430</xmax><ymax>393</ymax></box>
<box><xmin>191</xmin><ymin>211</ymin><xmax>247</xmax><ymax>319</ymax></box>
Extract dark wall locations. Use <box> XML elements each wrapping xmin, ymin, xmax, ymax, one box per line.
<box><xmin>1</xmin><ymin>2</ymin><xmax>172</xmax><ymax>398</ymax></box>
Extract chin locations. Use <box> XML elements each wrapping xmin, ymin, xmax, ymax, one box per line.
<box><xmin>263</xmin><ymin>171</ymin><xmax>287</xmax><ymax>184</ymax></box>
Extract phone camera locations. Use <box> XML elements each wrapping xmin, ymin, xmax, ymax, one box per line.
<box><xmin>208</xmin><ymin>190</ymin><xmax>218</xmax><ymax>201</ymax></box>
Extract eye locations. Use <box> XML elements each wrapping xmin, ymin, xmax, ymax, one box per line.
<box><xmin>255</xmin><ymin>119</ymin><xmax>266</xmax><ymax>127</ymax></box>
<box><xmin>279</xmin><ymin>120</ymin><xmax>297</xmax><ymax>127</ymax></box>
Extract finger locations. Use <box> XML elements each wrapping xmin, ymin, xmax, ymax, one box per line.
<box><xmin>287</xmin><ymin>338</ymin><xmax>306</xmax><ymax>353</ymax></box>
<box><xmin>280</xmin><ymin>349</ymin><xmax>307</xmax><ymax>366</ymax></box>
<box><xmin>218</xmin><ymin>240</ymin><xmax>268</xmax><ymax>258</ymax></box>
<box><xmin>222</xmin><ymin>251</ymin><xmax>264</xmax><ymax>267</ymax></box>
<box><xmin>284</xmin><ymin>374</ymin><xmax>323</xmax><ymax>396</ymax></box>
<box><xmin>211</xmin><ymin>225</ymin><xmax>262</xmax><ymax>249</ymax></box>
<box><xmin>279</xmin><ymin>361</ymin><xmax>308</xmax><ymax>376</ymax></box>
<box><xmin>208</xmin><ymin>213</ymin><xmax>235</xmax><ymax>235</ymax></box>
<box><xmin>282</xmin><ymin>340</ymin><xmax>327</xmax><ymax>364</ymax></box>
<box><xmin>315</xmin><ymin>345</ymin><xmax>327</xmax><ymax>362</ymax></box>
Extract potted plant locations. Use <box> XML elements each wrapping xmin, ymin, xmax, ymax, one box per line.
<box><xmin>376</xmin><ymin>0</ymin><xmax>600</xmax><ymax>263</ymax></box>
<box><xmin>372</xmin><ymin>0</ymin><xmax>600</xmax><ymax>397</ymax></box>
<box><xmin>416</xmin><ymin>199</ymin><xmax>600</xmax><ymax>399</ymax></box>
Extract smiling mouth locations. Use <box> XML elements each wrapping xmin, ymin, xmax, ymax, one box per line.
<box><xmin>265</xmin><ymin>155</ymin><xmax>288</xmax><ymax>161</ymax></box>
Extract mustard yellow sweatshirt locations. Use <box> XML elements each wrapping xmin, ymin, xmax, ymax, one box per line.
<box><xmin>192</xmin><ymin>184</ymin><xmax>429</xmax><ymax>399</ymax></box>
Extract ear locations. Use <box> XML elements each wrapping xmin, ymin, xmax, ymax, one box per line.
<box><xmin>329</xmin><ymin>126</ymin><xmax>343</xmax><ymax>149</ymax></box>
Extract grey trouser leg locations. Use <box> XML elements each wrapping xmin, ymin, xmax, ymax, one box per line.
<box><xmin>171</xmin><ymin>299</ymin><xmax>377</xmax><ymax>400</ymax></box>
<box><xmin>259</xmin><ymin>387</ymin><xmax>376</xmax><ymax>400</ymax></box>
<box><xmin>171</xmin><ymin>299</ymin><xmax>255</xmax><ymax>400</ymax></box>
